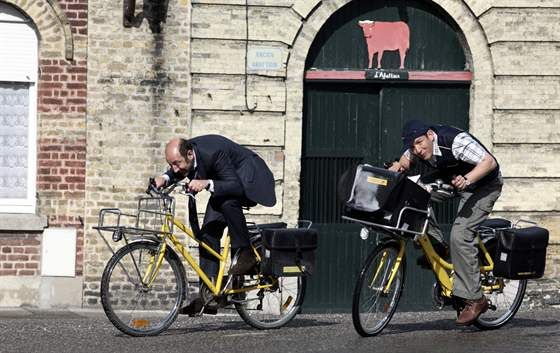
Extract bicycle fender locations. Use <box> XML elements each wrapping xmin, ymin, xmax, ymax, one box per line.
<box><xmin>378</xmin><ymin>239</ymin><xmax>403</xmax><ymax>250</ymax></box>
<box><xmin>127</xmin><ymin>238</ymin><xmax>183</xmax><ymax>264</ymax></box>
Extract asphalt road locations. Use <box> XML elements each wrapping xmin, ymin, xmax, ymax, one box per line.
<box><xmin>0</xmin><ymin>307</ymin><xmax>559</xmax><ymax>353</ymax></box>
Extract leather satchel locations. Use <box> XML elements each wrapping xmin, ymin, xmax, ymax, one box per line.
<box><xmin>493</xmin><ymin>226</ymin><xmax>549</xmax><ymax>279</ymax></box>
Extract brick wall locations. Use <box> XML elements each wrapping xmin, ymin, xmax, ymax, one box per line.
<box><xmin>0</xmin><ymin>234</ymin><xmax>41</xmax><ymax>276</ymax></box>
<box><xmin>83</xmin><ymin>0</ymin><xmax>190</xmax><ymax>306</ymax></box>
<box><xmin>35</xmin><ymin>0</ymin><xmax>88</xmax><ymax>276</ymax></box>
<box><xmin>0</xmin><ymin>0</ymin><xmax>87</xmax><ymax>280</ymax></box>
<box><xmin>38</xmin><ymin>59</ymin><xmax>87</xmax><ymax>114</ymax></box>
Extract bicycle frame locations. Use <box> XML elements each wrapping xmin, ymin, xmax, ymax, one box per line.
<box><xmin>379</xmin><ymin>232</ymin><xmax>497</xmax><ymax>297</ymax></box>
<box><xmin>146</xmin><ymin>214</ymin><xmax>272</xmax><ymax>297</ymax></box>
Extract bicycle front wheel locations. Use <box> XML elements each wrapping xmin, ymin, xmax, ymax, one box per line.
<box><xmin>352</xmin><ymin>241</ymin><xmax>405</xmax><ymax>337</ymax></box>
<box><xmin>234</xmin><ymin>274</ymin><xmax>306</xmax><ymax>329</ymax></box>
<box><xmin>100</xmin><ymin>241</ymin><xmax>185</xmax><ymax>336</ymax></box>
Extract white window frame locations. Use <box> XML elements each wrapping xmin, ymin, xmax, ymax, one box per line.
<box><xmin>0</xmin><ymin>4</ymin><xmax>38</xmax><ymax>214</ymax></box>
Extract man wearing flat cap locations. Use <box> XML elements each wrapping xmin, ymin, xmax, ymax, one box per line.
<box><xmin>390</xmin><ymin>120</ymin><xmax>502</xmax><ymax>326</ymax></box>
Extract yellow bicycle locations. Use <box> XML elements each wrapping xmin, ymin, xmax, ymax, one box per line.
<box><xmin>345</xmin><ymin>181</ymin><xmax>528</xmax><ymax>337</ymax></box>
<box><xmin>94</xmin><ymin>182</ymin><xmax>306</xmax><ymax>336</ymax></box>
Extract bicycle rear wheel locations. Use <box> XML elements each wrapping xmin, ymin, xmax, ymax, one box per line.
<box><xmin>474</xmin><ymin>277</ymin><xmax>527</xmax><ymax>330</ymax></box>
<box><xmin>474</xmin><ymin>237</ymin><xmax>527</xmax><ymax>330</ymax></box>
<box><xmin>100</xmin><ymin>241</ymin><xmax>185</xmax><ymax>336</ymax></box>
<box><xmin>352</xmin><ymin>241</ymin><xmax>405</xmax><ymax>337</ymax></box>
<box><xmin>234</xmin><ymin>274</ymin><xmax>306</xmax><ymax>329</ymax></box>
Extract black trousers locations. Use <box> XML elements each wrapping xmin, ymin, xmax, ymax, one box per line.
<box><xmin>196</xmin><ymin>196</ymin><xmax>256</xmax><ymax>278</ymax></box>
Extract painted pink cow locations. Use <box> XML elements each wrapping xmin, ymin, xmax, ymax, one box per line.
<box><xmin>358</xmin><ymin>21</ymin><xmax>410</xmax><ymax>70</ymax></box>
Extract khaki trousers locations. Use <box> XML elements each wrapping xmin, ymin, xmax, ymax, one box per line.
<box><xmin>450</xmin><ymin>178</ymin><xmax>503</xmax><ymax>300</ymax></box>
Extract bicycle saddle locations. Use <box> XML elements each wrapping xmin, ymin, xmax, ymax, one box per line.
<box><xmin>248</xmin><ymin>222</ymin><xmax>288</xmax><ymax>231</ymax></box>
<box><xmin>478</xmin><ymin>218</ymin><xmax>511</xmax><ymax>230</ymax></box>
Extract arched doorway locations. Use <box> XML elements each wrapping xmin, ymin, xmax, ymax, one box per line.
<box><xmin>300</xmin><ymin>0</ymin><xmax>471</xmax><ymax>311</ymax></box>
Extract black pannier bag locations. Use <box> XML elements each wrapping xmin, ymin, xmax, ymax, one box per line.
<box><xmin>493</xmin><ymin>227</ymin><xmax>549</xmax><ymax>279</ymax></box>
<box><xmin>342</xmin><ymin>164</ymin><xmax>430</xmax><ymax>233</ymax></box>
<box><xmin>260</xmin><ymin>228</ymin><xmax>318</xmax><ymax>276</ymax></box>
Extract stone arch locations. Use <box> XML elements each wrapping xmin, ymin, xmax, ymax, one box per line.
<box><xmin>283</xmin><ymin>0</ymin><xmax>494</xmax><ymax>222</ymax></box>
<box><xmin>2</xmin><ymin>0</ymin><xmax>74</xmax><ymax>60</ymax></box>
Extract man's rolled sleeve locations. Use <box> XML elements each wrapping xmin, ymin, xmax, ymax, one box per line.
<box><xmin>452</xmin><ymin>132</ymin><xmax>486</xmax><ymax>165</ymax></box>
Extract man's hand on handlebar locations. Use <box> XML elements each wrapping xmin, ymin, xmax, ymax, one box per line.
<box><xmin>383</xmin><ymin>158</ymin><xmax>404</xmax><ymax>172</ymax></box>
<box><xmin>387</xmin><ymin>161</ymin><xmax>405</xmax><ymax>172</ymax></box>
<box><xmin>187</xmin><ymin>179</ymin><xmax>209</xmax><ymax>193</ymax></box>
<box><xmin>146</xmin><ymin>177</ymin><xmax>161</xmax><ymax>196</ymax></box>
<box><xmin>451</xmin><ymin>174</ymin><xmax>469</xmax><ymax>191</ymax></box>
<box><xmin>153</xmin><ymin>176</ymin><xmax>167</xmax><ymax>189</ymax></box>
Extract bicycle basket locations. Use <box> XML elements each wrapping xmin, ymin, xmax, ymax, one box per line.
<box><xmin>342</xmin><ymin>164</ymin><xmax>430</xmax><ymax>235</ymax></box>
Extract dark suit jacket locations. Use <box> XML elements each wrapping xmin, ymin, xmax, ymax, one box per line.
<box><xmin>165</xmin><ymin>135</ymin><xmax>276</xmax><ymax>207</ymax></box>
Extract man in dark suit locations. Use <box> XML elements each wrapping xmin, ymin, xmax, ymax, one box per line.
<box><xmin>155</xmin><ymin>135</ymin><xmax>276</xmax><ymax>276</ymax></box>
<box><xmin>154</xmin><ymin>135</ymin><xmax>276</xmax><ymax>314</ymax></box>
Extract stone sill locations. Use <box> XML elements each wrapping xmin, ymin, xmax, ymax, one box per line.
<box><xmin>0</xmin><ymin>213</ymin><xmax>48</xmax><ymax>232</ymax></box>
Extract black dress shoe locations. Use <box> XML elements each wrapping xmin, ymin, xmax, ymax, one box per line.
<box><xmin>178</xmin><ymin>298</ymin><xmax>218</xmax><ymax>316</ymax></box>
<box><xmin>417</xmin><ymin>241</ymin><xmax>449</xmax><ymax>269</ymax></box>
<box><xmin>229</xmin><ymin>248</ymin><xmax>257</xmax><ymax>275</ymax></box>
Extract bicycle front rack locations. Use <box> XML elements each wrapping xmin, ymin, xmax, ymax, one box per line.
<box><xmin>93</xmin><ymin>196</ymin><xmax>177</xmax><ymax>256</ymax></box>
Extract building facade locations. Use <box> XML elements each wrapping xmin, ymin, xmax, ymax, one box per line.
<box><xmin>0</xmin><ymin>0</ymin><xmax>87</xmax><ymax>306</ymax></box>
<box><xmin>1</xmin><ymin>0</ymin><xmax>559</xmax><ymax>309</ymax></box>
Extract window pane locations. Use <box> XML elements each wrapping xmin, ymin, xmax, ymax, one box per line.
<box><xmin>0</xmin><ymin>82</ymin><xmax>29</xmax><ymax>199</ymax></box>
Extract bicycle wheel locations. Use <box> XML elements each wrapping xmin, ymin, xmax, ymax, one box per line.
<box><xmin>234</xmin><ymin>274</ymin><xmax>306</xmax><ymax>329</ymax></box>
<box><xmin>100</xmin><ymin>241</ymin><xmax>186</xmax><ymax>336</ymax></box>
<box><xmin>474</xmin><ymin>277</ymin><xmax>527</xmax><ymax>330</ymax></box>
<box><xmin>474</xmin><ymin>237</ymin><xmax>527</xmax><ymax>330</ymax></box>
<box><xmin>352</xmin><ymin>241</ymin><xmax>405</xmax><ymax>337</ymax></box>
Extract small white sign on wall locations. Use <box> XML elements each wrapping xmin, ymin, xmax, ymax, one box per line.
<box><xmin>247</xmin><ymin>47</ymin><xmax>283</xmax><ymax>72</ymax></box>
<box><xmin>41</xmin><ymin>228</ymin><xmax>77</xmax><ymax>277</ymax></box>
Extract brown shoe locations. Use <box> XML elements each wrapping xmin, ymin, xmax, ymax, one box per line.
<box><xmin>456</xmin><ymin>296</ymin><xmax>489</xmax><ymax>326</ymax></box>
<box><xmin>228</xmin><ymin>248</ymin><xmax>257</xmax><ymax>275</ymax></box>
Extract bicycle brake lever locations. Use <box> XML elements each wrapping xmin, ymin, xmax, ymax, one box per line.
<box><xmin>146</xmin><ymin>178</ymin><xmax>160</xmax><ymax>196</ymax></box>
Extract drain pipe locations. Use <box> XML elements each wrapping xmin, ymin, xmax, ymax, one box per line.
<box><xmin>123</xmin><ymin>0</ymin><xmax>136</xmax><ymax>27</ymax></box>
<box><xmin>244</xmin><ymin>0</ymin><xmax>257</xmax><ymax>113</ymax></box>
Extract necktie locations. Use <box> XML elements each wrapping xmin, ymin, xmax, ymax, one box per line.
<box><xmin>188</xmin><ymin>195</ymin><xmax>201</xmax><ymax>239</ymax></box>
<box><xmin>188</xmin><ymin>167</ymin><xmax>201</xmax><ymax>238</ymax></box>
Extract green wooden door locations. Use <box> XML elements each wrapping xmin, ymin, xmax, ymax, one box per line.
<box><xmin>301</xmin><ymin>83</ymin><xmax>469</xmax><ymax>311</ymax></box>
<box><xmin>300</xmin><ymin>83</ymin><xmax>381</xmax><ymax>311</ymax></box>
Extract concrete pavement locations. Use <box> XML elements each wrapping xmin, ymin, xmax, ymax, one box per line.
<box><xmin>0</xmin><ymin>306</ymin><xmax>559</xmax><ymax>353</ymax></box>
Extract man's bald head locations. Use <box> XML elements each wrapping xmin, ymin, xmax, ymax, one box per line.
<box><xmin>165</xmin><ymin>138</ymin><xmax>195</xmax><ymax>177</ymax></box>
<box><xmin>165</xmin><ymin>138</ymin><xmax>182</xmax><ymax>161</ymax></box>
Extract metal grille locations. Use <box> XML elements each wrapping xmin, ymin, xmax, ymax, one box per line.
<box><xmin>300</xmin><ymin>156</ymin><xmax>362</xmax><ymax>223</ymax></box>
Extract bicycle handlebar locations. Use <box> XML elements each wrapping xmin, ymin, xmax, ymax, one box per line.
<box><xmin>424</xmin><ymin>179</ymin><xmax>456</xmax><ymax>202</ymax></box>
<box><xmin>145</xmin><ymin>178</ymin><xmax>195</xmax><ymax>199</ymax></box>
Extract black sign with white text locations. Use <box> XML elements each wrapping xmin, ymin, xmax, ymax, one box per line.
<box><xmin>365</xmin><ymin>69</ymin><xmax>409</xmax><ymax>81</ymax></box>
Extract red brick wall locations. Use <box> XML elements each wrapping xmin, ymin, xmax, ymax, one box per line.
<box><xmin>0</xmin><ymin>234</ymin><xmax>41</xmax><ymax>276</ymax></box>
<box><xmin>38</xmin><ymin>59</ymin><xmax>87</xmax><ymax>114</ymax></box>
<box><xmin>61</xmin><ymin>0</ymin><xmax>88</xmax><ymax>36</ymax></box>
